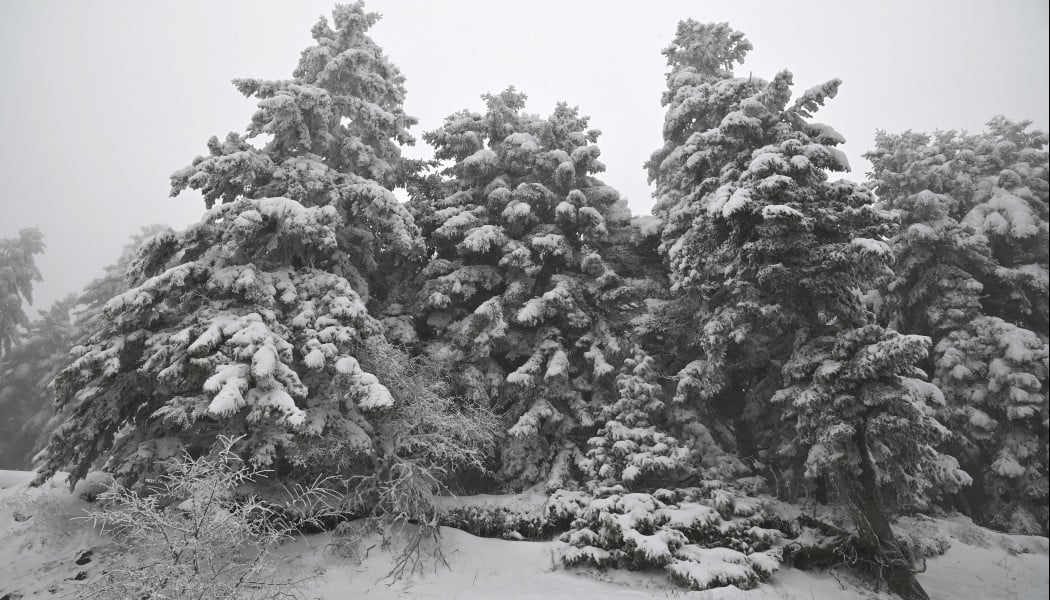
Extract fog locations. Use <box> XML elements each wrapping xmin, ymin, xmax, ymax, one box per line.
<box><xmin>1</xmin><ymin>0</ymin><xmax>1047</xmax><ymax>312</ymax></box>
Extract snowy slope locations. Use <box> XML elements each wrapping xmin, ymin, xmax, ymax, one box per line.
<box><xmin>2</xmin><ymin>471</ymin><xmax>1047</xmax><ymax>600</ymax></box>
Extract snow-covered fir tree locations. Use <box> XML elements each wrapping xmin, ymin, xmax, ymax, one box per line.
<box><xmin>561</xmin><ymin>348</ymin><xmax>783</xmax><ymax>591</ymax></box>
<box><xmin>580</xmin><ymin>350</ymin><xmax>690</xmax><ymax>490</ymax></box>
<box><xmin>75</xmin><ymin>226</ymin><xmax>174</xmax><ymax>327</ymax></box>
<box><xmin>0</xmin><ymin>227</ymin><xmax>45</xmax><ymax>356</ymax></box>
<box><xmin>867</xmin><ymin>119</ymin><xmax>1049</xmax><ymax>534</ymax></box>
<box><xmin>647</xmin><ymin>19</ymin><xmax>873</xmax><ymax>486</ymax></box>
<box><xmin>646</xmin><ymin>20</ymin><xmax>958</xmax><ymax>600</ymax></box>
<box><xmin>34</xmin><ymin>199</ymin><xmax>398</xmax><ymax>487</ymax></box>
<box><xmin>0</xmin><ymin>294</ymin><xmax>77</xmax><ymax>469</ymax></box>
<box><xmin>774</xmin><ymin>324</ymin><xmax>971</xmax><ymax>514</ymax></box>
<box><xmin>34</xmin><ymin>3</ymin><xmax>426</xmax><ymax>489</ymax></box>
<box><xmin>169</xmin><ymin>1</ymin><xmax>421</xmax><ymax>308</ymax></box>
<box><xmin>411</xmin><ymin>88</ymin><xmax>632</xmax><ymax>489</ymax></box>
<box><xmin>866</xmin><ymin>119</ymin><xmax>1048</xmax><ymax>340</ymax></box>
<box><xmin>935</xmin><ymin>318</ymin><xmax>1048</xmax><ymax>534</ymax></box>
<box><xmin>0</xmin><ymin>226</ymin><xmax>170</xmax><ymax>471</ymax></box>
<box><xmin>4</xmin><ymin>7</ymin><xmax>1045</xmax><ymax>598</ymax></box>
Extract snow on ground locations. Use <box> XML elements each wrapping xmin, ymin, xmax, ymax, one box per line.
<box><xmin>0</xmin><ymin>470</ymin><xmax>111</xmax><ymax>598</ymax></box>
<box><xmin>2</xmin><ymin>470</ymin><xmax>1047</xmax><ymax>599</ymax></box>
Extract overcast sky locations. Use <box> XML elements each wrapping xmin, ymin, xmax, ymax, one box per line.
<box><xmin>1</xmin><ymin>0</ymin><xmax>1047</xmax><ymax>312</ymax></box>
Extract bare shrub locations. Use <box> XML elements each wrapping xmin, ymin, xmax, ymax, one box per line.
<box><xmin>2</xmin><ymin>476</ymin><xmax>84</xmax><ymax>545</ymax></box>
<box><xmin>334</xmin><ymin>339</ymin><xmax>501</xmax><ymax>578</ymax></box>
<box><xmin>76</xmin><ymin>436</ymin><xmax>336</xmax><ymax>600</ymax></box>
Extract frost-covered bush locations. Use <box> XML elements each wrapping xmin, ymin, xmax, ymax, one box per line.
<box><xmin>339</xmin><ymin>339</ymin><xmax>500</xmax><ymax>525</ymax></box>
<box><xmin>285</xmin><ymin>337</ymin><xmax>503</xmax><ymax>577</ymax></box>
<box><xmin>77</xmin><ymin>436</ymin><xmax>332</xmax><ymax>600</ymax></box>
<box><xmin>436</xmin><ymin>488</ymin><xmax>589</xmax><ymax>539</ymax></box>
<box><xmin>561</xmin><ymin>485</ymin><xmax>782</xmax><ymax>591</ymax></box>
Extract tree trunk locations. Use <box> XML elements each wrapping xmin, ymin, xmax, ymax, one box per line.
<box><xmin>833</xmin><ymin>424</ymin><xmax>930</xmax><ymax>600</ymax></box>
<box><xmin>815</xmin><ymin>475</ymin><xmax>829</xmax><ymax>505</ymax></box>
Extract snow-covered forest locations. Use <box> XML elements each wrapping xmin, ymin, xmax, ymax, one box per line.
<box><xmin>1</xmin><ymin>3</ymin><xmax>1047</xmax><ymax>599</ymax></box>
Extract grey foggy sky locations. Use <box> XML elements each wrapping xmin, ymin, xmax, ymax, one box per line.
<box><xmin>1</xmin><ymin>0</ymin><xmax>1048</xmax><ymax>313</ymax></box>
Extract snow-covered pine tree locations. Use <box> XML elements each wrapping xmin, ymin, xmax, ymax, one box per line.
<box><xmin>34</xmin><ymin>199</ymin><xmax>399</xmax><ymax>487</ymax></box>
<box><xmin>865</xmin><ymin>119</ymin><xmax>1048</xmax><ymax>343</ymax></box>
<box><xmin>647</xmin><ymin>19</ymin><xmax>875</xmax><ymax>487</ymax></box>
<box><xmin>169</xmin><ymin>2</ymin><xmax>421</xmax><ymax>308</ymax></box>
<box><xmin>0</xmin><ymin>227</ymin><xmax>45</xmax><ymax>356</ymax></box>
<box><xmin>0</xmin><ymin>226</ymin><xmax>170</xmax><ymax>471</ymax></box>
<box><xmin>581</xmin><ymin>349</ymin><xmax>690</xmax><ymax>491</ymax></box>
<box><xmin>935</xmin><ymin>318</ymin><xmax>1048</xmax><ymax>534</ymax></box>
<box><xmin>33</xmin><ymin>4</ymin><xmax>427</xmax><ymax>489</ymax></box>
<box><xmin>867</xmin><ymin>120</ymin><xmax>1049</xmax><ymax>534</ymax></box>
<box><xmin>646</xmin><ymin>21</ymin><xmax>960</xmax><ymax>599</ymax></box>
<box><xmin>562</xmin><ymin>348</ymin><xmax>783</xmax><ymax>591</ymax></box>
<box><xmin>412</xmin><ymin>88</ymin><xmax>631</xmax><ymax>489</ymax></box>
<box><xmin>75</xmin><ymin>226</ymin><xmax>173</xmax><ymax>326</ymax></box>
<box><xmin>0</xmin><ymin>294</ymin><xmax>77</xmax><ymax>469</ymax></box>
<box><xmin>863</xmin><ymin>132</ymin><xmax>989</xmax><ymax>341</ymax></box>
<box><xmin>774</xmin><ymin>324</ymin><xmax>971</xmax><ymax>521</ymax></box>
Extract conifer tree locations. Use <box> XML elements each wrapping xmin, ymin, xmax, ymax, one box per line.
<box><xmin>935</xmin><ymin>318</ymin><xmax>1048</xmax><ymax>533</ymax></box>
<box><xmin>866</xmin><ymin>119</ymin><xmax>1048</xmax><ymax>340</ymax></box>
<box><xmin>412</xmin><ymin>88</ymin><xmax>631</xmax><ymax>488</ymax></box>
<box><xmin>580</xmin><ymin>350</ymin><xmax>690</xmax><ymax>490</ymax></box>
<box><xmin>0</xmin><ymin>226</ymin><xmax>170</xmax><ymax>470</ymax></box>
<box><xmin>561</xmin><ymin>348</ymin><xmax>783</xmax><ymax>592</ymax></box>
<box><xmin>867</xmin><ymin>120</ymin><xmax>1049</xmax><ymax>534</ymax></box>
<box><xmin>774</xmin><ymin>325</ymin><xmax>971</xmax><ymax>515</ymax></box>
<box><xmin>0</xmin><ymin>227</ymin><xmax>45</xmax><ymax>356</ymax></box>
<box><xmin>35</xmin><ymin>199</ymin><xmax>396</xmax><ymax>487</ymax></box>
<box><xmin>34</xmin><ymin>4</ymin><xmax>425</xmax><ymax>489</ymax></box>
<box><xmin>0</xmin><ymin>294</ymin><xmax>77</xmax><ymax>469</ymax></box>
<box><xmin>170</xmin><ymin>1</ymin><xmax>421</xmax><ymax>306</ymax></box>
<box><xmin>647</xmin><ymin>21</ymin><xmax>959</xmax><ymax>599</ymax></box>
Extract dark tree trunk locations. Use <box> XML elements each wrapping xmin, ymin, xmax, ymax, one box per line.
<box><xmin>815</xmin><ymin>475</ymin><xmax>829</xmax><ymax>505</ymax></box>
<box><xmin>833</xmin><ymin>424</ymin><xmax>930</xmax><ymax>600</ymax></box>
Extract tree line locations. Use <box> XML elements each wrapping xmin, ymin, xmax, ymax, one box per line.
<box><xmin>1</xmin><ymin>5</ymin><xmax>1045</xmax><ymax>598</ymax></box>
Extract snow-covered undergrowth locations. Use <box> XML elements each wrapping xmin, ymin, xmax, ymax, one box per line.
<box><xmin>2</xmin><ymin>470</ymin><xmax>1047</xmax><ymax>600</ymax></box>
<box><xmin>561</xmin><ymin>486</ymin><xmax>784</xmax><ymax>591</ymax></box>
